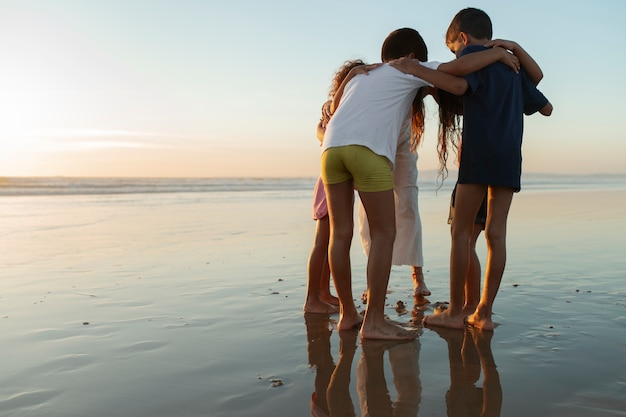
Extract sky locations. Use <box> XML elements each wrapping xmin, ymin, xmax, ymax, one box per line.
<box><xmin>1</xmin><ymin>0</ymin><xmax>625</xmax><ymax>178</ymax></box>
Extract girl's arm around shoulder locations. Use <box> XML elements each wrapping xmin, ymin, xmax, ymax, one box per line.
<box><xmin>438</xmin><ymin>47</ymin><xmax>520</xmax><ymax>76</ymax></box>
<box><xmin>389</xmin><ymin>58</ymin><xmax>467</xmax><ymax>96</ymax></box>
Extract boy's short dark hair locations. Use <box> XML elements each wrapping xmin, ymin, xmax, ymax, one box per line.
<box><xmin>381</xmin><ymin>28</ymin><xmax>428</xmax><ymax>62</ymax></box>
<box><xmin>446</xmin><ymin>7</ymin><xmax>492</xmax><ymax>44</ymax></box>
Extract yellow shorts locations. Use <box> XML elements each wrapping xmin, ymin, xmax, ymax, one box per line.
<box><xmin>321</xmin><ymin>145</ymin><xmax>393</xmax><ymax>192</ymax></box>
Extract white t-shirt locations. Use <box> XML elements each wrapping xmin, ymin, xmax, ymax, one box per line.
<box><xmin>322</xmin><ymin>61</ymin><xmax>440</xmax><ymax>168</ymax></box>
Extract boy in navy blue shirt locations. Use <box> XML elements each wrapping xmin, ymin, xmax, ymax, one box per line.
<box><xmin>391</xmin><ymin>7</ymin><xmax>552</xmax><ymax>330</ymax></box>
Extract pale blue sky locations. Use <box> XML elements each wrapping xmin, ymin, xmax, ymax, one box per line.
<box><xmin>0</xmin><ymin>0</ymin><xmax>624</xmax><ymax>177</ymax></box>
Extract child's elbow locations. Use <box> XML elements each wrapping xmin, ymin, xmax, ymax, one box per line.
<box><xmin>540</xmin><ymin>102</ymin><xmax>553</xmax><ymax>116</ymax></box>
<box><xmin>450</xmin><ymin>79</ymin><xmax>468</xmax><ymax>96</ymax></box>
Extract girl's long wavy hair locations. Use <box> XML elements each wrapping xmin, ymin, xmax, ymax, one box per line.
<box><xmin>329</xmin><ymin>59</ymin><xmax>366</xmax><ymax>99</ymax></box>
<box><xmin>319</xmin><ymin>60</ymin><xmax>366</xmax><ymax>126</ymax></box>
<box><xmin>436</xmin><ymin>89</ymin><xmax>463</xmax><ymax>184</ymax></box>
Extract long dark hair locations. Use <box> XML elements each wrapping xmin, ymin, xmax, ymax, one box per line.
<box><xmin>437</xmin><ymin>90</ymin><xmax>463</xmax><ymax>183</ymax></box>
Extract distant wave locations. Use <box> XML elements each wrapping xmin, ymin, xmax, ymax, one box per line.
<box><xmin>0</xmin><ymin>177</ymin><xmax>317</xmax><ymax>196</ymax></box>
<box><xmin>0</xmin><ymin>174</ymin><xmax>624</xmax><ymax>196</ymax></box>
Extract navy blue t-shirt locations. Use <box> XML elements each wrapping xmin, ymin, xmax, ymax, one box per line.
<box><xmin>459</xmin><ymin>45</ymin><xmax>548</xmax><ymax>191</ymax></box>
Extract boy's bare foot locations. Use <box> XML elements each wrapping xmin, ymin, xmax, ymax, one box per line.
<box><xmin>360</xmin><ymin>319</ymin><xmax>419</xmax><ymax>340</ymax></box>
<box><xmin>321</xmin><ymin>293</ymin><xmax>340</xmax><ymax>306</ymax></box>
<box><xmin>465</xmin><ymin>312</ymin><xmax>495</xmax><ymax>331</ymax></box>
<box><xmin>423</xmin><ymin>309</ymin><xmax>466</xmax><ymax>329</ymax></box>
<box><xmin>412</xmin><ymin>271</ymin><xmax>431</xmax><ymax>296</ymax></box>
<box><xmin>303</xmin><ymin>299</ymin><xmax>340</xmax><ymax>314</ymax></box>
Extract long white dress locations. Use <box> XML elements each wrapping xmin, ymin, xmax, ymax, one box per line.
<box><xmin>358</xmin><ymin>120</ymin><xmax>423</xmax><ymax>267</ymax></box>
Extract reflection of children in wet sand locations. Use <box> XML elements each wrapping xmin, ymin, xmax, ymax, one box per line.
<box><xmin>356</xmin><ymin>339</ymin><xmax>422</xmax><ymax>417</ymax></box>
<box><xmin>326</xmin><ymin>329</ymin><xmax>359</xmax><ymax>417</ymax></box>
<box><xmin>432</xmin><ymin>327</ymin><xmax>502</xmax><ymax>417</ymax></box>
<box><xmin>305</xmin><ymin>313</ymin><xmax>336</xmax><ymax>417</ymax></box>
<box><xmin>307</xmin><ymin>315</ymin><xmax>424</xmax><ymax>417</ymax></box>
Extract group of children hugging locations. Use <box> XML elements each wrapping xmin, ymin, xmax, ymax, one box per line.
<box><xmin>303</xmin><ymin>7</ymin><xmax>553</xmax><ymax>340</ymax></box>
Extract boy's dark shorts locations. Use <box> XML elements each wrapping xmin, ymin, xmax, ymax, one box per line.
<box><xmin>447</xmin><ymin>183</ymin><xmax>487</xmax><ymax>230</ymax></box>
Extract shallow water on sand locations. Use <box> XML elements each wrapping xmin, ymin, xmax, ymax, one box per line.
<box><xmin>1</xmin><ymin>180</ymin><xmax>625</xmax><ymax>416</ymax></box>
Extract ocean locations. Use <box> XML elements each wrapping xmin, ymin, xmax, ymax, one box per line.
<box><xmin>1</xmin><ymin>172</ymin><xmax>625</xmax><ymax>196</ymax></box>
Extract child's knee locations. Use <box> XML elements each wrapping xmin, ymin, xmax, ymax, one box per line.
<box><xmin>484</xmin><ymin>228</ymin><xmax>506</xmax><ymax>245</ymax></box>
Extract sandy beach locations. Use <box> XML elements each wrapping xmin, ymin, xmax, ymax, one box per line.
<box><xmin>1</xmin><ymin>177</ymin><xmax>625</xmax><ymax>416</ymax></box>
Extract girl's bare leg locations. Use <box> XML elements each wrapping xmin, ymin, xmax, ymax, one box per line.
<box><xmin>325</xmin><ymin>180</ymin><xmax>361</xmax><ymax>330</ymax></box>
<box><xmin>317</xmin><ymin>217</ymin><xmax>339</xmax><ymax>306</ymax></box>
<box><xmin>467</xmin><ymin>186</ymin><xmax>514</xmax><ymax>331</ymax></box>
<box><xmin>359</xmin><ymin>190</ymin><xmax>417</xmax><ymax>340</ymax></box>
<box><xmin>304</xmin><ymin>216</ymin><xmax>339</xmax><ymax>314</ymax></box>
<box><xmin>319</xmin><ymin>254</ymin><xmax>339</xmax><ymax>306</ymax></box>
<box><xmin>412</xmin><ymin>266</ymin><xmax>431</xmax><ymax>296</ymax></box>
<box><xmin>425</xmin><ymin>183</ymin><xmax>486</xmax><ymax>329</ymax></box>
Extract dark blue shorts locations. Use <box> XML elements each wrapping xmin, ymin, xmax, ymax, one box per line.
<box><xmin>447</xmin><ymin>183</ymin><xmax>486</xmax><ymax>229</ymax></box>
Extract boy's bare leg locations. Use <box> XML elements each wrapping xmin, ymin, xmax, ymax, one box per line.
<box><xmin>326</xmin><ymin>181</ymin><xmax>361</xmax><ymax>330</ymax></box>
<box><xmin>462</xmin><ymin>224</ymin><xmax>483</xmax><ymax>315</ymax></box>
<box><xmin>359</xmin><ymin>190</ymin><xmax>417</xmax><ymax>340</ymax></box>
<box><xmin>412</xmin><ymin>266</ymin><xmax>431</xmax><ymax>296</ymax></box>
<box><xmin>467</xmin><ymin>186</ymin><xmax>513</xmax><ymax>331</ymax></box>
<box><xmin>425</xmin><ymin>184</ymin><xmax>486</xmax><ymax>329</ymax></box>
<box><xmin>304</xmin><ymin>216</ymin><xmax>340</xmax><ymax>314</ymax></box>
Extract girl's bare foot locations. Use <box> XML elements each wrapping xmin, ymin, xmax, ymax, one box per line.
<box><xmin>412</xmin><ymin>271</ymin><xmax>431</xmax><ymax>296</ymax></box>
<box><xmin>423</xmin><ymin>309</ymin><xmax>466</xmax><ymax>329</ymax></box>
<box><xmin>303</xmin><ymin>299</ymin><xmax>340</xmax><ymax>314</ymax></box>
<box><xmin>360</xmin><ymin>319</ymin><xmax>418</xmax><ymax>340</ymax></box>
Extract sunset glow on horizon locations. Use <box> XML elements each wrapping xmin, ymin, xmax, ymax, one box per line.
<box><xmin>1</xmin><ymin>1</ymin><xmax>625</xmax><ymax>178</ymax></box>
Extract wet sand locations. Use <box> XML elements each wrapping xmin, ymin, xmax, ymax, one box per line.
<box><xmin>1</xmin><ymin>184</ymin><xmax>625</xmax><ymax>416</ymax></box>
